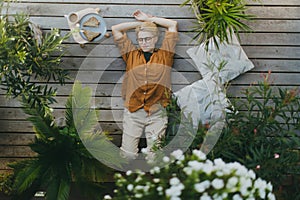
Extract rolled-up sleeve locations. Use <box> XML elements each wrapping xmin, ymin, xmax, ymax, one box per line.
<box><xmin>160</xmin><ymin>31</ymin><xmax>179</xmax><ymax>55</ymax></box>
<box><xmin>114</xmin><ymin>34</ymin><xmax>136</xmax><ymax>62</ymax></box>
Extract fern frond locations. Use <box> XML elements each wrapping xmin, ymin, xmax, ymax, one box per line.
<box><xmin>11</xmin><ymin>159</ymin><xmax>41</xmax><ymax>194</ymax></box>
<box><xmin>21</xmin><ymin>97</ymin><xmax>59</xmax><ymax>140</ymax></box>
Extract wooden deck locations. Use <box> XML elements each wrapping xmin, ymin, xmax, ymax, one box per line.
<box><xmin>0</xmin><ymin>0</ymin><xmax>299</xmax><ymax>174</ymax></box>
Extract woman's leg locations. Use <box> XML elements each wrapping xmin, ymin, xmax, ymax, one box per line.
<box><xmin>120</xmin><ymin>108</ymin><xmax>146</xmax><ymax>159</ymax></box>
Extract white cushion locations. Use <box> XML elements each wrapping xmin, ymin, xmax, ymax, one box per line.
<box><xmin>173</xmin><ymin>76</ymin><xmax>230</xmax><ymax>128</ymax></box>
<box><xmin>186</xmin><ymin>33</ymin><xmax>255</xmax><ymax>84</ymax></box>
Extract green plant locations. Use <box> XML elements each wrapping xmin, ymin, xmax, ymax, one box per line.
<box><xmin>109</xmin><ymin>149</ymin><xmax>275</xmax><ymax>200</ymax></box>
<box><xmin>0</xmin><ymin>173</ymin><xmax>13</xmax><ymax>195</ymax></box>
<box><xmin>7</xmin><ymin>82</ymin><xmax>125</xmax><ymax>200</ymax></box>
<box><xmin>181</xmin><ymin>0</ymin><xmax>256</xmax><ymax>49</ymax></box>
<box><xmin>0</xmin><ymin>1</ymin><xmax>69</xmax><ymax>112</ymax></box>
<box><xmin>207</xmin><ymin>71</ymin><xmax>300</xmax><ymax>199</ymax></box>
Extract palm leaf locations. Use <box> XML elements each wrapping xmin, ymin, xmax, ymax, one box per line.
<box><xmin>46</xmin><ymin>178</ymin><xmax>71</xmax><ymax>200</ymax></box>
<box><xmin>11</xmin><ymin>159</ymin><xmax>41</xmax><ymax>194</ymax></box>
<box><xmin>21</xmin><ymin>97</ymin><xmax>59</xmax><ymax>140</ymax></box>
<box><xmin>71</xmin><ymin>81</ymin><xmax>98</xmax><ymax>137</ymax></box>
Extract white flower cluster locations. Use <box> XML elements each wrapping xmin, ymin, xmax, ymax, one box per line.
<box><xmin>109</xmin><ymin>149</ymin><xmax>276</xmax><ymax>200</ymax></box>
<box><xmin>183</xmin><ymin>150</ymin><xmax>275</xmax><ymax>200</ymax></box>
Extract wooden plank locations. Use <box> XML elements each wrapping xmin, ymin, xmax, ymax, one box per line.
<box><xmin>239</xmin><ymin>33</ymin><xmax>300</xmax><ymax>46</ymax></box>
<box><xmin>53</xmin><ymin>30</ymin><xmax>300</xmax><ymax>46</ymax></box>
<box><xmin>247</xmin><ymin>0</ymin><xmax>300</xmax><ymax>5</ymax></box>
<box><xmin>251</xmin><ymin>59</ymin><xmax>300</xmax><ymax>72</ymax></box>
<box><xmin>0</xmin><ymin>120</ymin><xmax>33</xmax><ymax>135</ymax></box>
<box><xmin>29</xmin><ymin>17</ymin><xmax>300</xmax><ymax>33</ymax></box>
<box><xmin>60</xmin><ymin>57</ymin><xmax>300</xmax><ymax>73</ymax></box>
<box><xmin>246</xmin><ymin>6</ymin><xmax>300</xmax><ymax>19</ymax></box>
<box><xmin>14</xmin><ymin>0</ymin><xmax>300</xmax><ymax>6</ymax></box>
<box><xmin>0</xmin><ymin>120</ymin><xmax>123</xmax><ymax>133</ymax></box>
<box><xmin>6</xmin><ymin>3</ymin><xmax>300</xmax><ymax>19</ymax></box>
<box><xmin>6</xmin><ymin>3</ymin><xmax>193</xmax><ymax>18</ymax></box>
<box><xmin>0</xmin><ymin>108</ymin><xmax>125</xmax><ymax>122</ymax></box>
<box><xmin>58</xmin><ymin>57</ymin><xmax>198</xmax><ymax>72</ymax></box>
<box><xmin>0</xmin><ymin>146</ymin><xmax>36</xmax><ymax>158</ymax></box>
<box><xmin>17</xmin><ymin>0</ymin><xmax>185</xmax><ymax>5</ymax></box>
<box><xmin>243</xmin><ymin>46</ymin><xmax>300</xmax><ymax>59</ymax></box>
<box><xmin>245</xmin><ymin>20</ymin><xmax>300</xmax><ymax>32</ymax></box>
<box><xmin>0</xmin><ymin>133</ymin><xmax>35</xmax><ymax>145</ymax></box>
<box><xmin>9</xmin><ymin>71</ymin><xmax>201</xmax><ymax>84</ymax></box>
<box><xmin>29</xmin><ymin>17</ymin><xmax>197</xmax><ymax>32</ymax></box>
<box><xmin>59</xmin><ymin>44</ymin><xmax>300</xmax><ymax>59</ymax></box>
<box><xmin>61</xmin><ymin>44</ymin><xmax>191</xmax><ymax>58</ymax></box>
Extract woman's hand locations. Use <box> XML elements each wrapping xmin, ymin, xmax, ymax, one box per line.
<box><xmin>133</xmin><ymin>10</ymin><xmax>153</xmax><ymax>21</ymax></box>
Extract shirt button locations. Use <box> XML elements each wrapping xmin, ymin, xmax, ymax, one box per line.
<box><xmin>144</xmin><ymin>81</ymin><xmax>147</xmax><ymax>84</ymax></box>
<box><xmin>144</xmin><ymin>92</ymin><xmax>146</xmax><ymax>95</ymax></box>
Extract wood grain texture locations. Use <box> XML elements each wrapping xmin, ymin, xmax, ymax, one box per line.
<box><xmin>1</xmin><ymin>0</ymin><xmax>299</xmax><ymax>171</ymax></box>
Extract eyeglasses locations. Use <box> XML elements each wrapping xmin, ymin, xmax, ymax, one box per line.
<box><xmin>137</xmin><ymin>37</ymin><xmax>154</xmax><ymax>43</ymax></box>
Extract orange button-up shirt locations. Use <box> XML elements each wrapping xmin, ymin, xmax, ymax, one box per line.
<box><xmin>114</xmin><ymin>31</ymin><xmax>179</xmax><ymax>113</ymax></box>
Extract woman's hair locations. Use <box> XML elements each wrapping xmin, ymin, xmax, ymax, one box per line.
<box><xmin>135</xmin><ymin>22</ymin><xmax>159</xmax><ymax>37</ymax></box>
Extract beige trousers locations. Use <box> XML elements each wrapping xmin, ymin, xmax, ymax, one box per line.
<box><xmin>120</xmin><ymin>107</ymin><xmax>168</xmax><ymax>159</ymax></box>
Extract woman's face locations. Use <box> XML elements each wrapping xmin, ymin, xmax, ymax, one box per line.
<box><xmin>137</xmin><ymin>31</ymin><xmax>158</xmax><ymax>52</ymax></box>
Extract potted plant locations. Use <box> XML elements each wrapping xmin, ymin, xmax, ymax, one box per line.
<box><xmin>181</xmin><ymin>0</ymin><xmax>256</xmax><ymax>48</ymax></box>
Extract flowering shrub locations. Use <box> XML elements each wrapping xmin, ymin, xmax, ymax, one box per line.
<box><xmin>107</xmin><ymin>149</ymin><xmax>275</xmax><ymax>200</ymax></box>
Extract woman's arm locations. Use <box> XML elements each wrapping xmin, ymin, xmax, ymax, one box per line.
<box><xmin>133</xmin><ymin>10</ymin><xmax>177</xmax><ymax>32</ymax></box>
<box><xmin>111</xmin><ymin>21</ymin><xmax>142</xmax><ymax>40</ymax></box>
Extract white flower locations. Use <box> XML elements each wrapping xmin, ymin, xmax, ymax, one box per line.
<box><xmin>165</xmin><ymin>186</ymin><xmax>181</xmax><ymax>197</ymax></box>
<box><xmin>143</xmin><ymin>185</ymin><xmax>150</xmax><ymax>193</ymax></box>
<box><xmin>214</xmin><ymin>158</ymin><xmax>226</xmax><ymax>168</ymax></box>
<box><xmin>192</xmin><ymin>149</ymin><xmax>207</xmax><ymax>160</ymax></box>
<box><xmin>233</xmin><ymin>194</ymin><xmax>243</xmax><ymax>200</ymax></box>
<box><xmin>213</xmin><ymin>193</ymin><xmax>224</xmax><ymax>200</ymax></box>
<box><xmin>200</xmin><ymin>192</ymin><xmax>212</xmax><ymax>200</ymax></box>
<box><xmin>171</xmin><ymin>149</ymin><xmax>184</xmax><ymax>160</ymax></box>
<box><xmin>267</xmin><ymin>182</ymin><xmax>273</xmax><ymax>191</ymax></box>
<box><xmin>194</xmin><ymin>180</ymin><xmax>210</xmax><ymax>193</ymax></box>
<box><xmin>202</xmin><ymin>161</ymin><xmax>214</xmax><ymax>175</ymax></box>
<box><xmin>163</xmin><ymin>156</ymin><xmax>170</xmax><ymax>163</ymax></box>
<box><xmin>183</xmin><ymin>167</ymin><xmax>193</xmax><ymax>175</ymax></box>
<box><xmin>153</xmin><ymin>178</ymin><xmax>160</xmax><ymax>183</ymax></box>
<box><xmin>254</xmin><ymin>178</ymin><xmax>267</xmax><ymax>190</ymax></box>
<box><xmin>171</xmin><ymin>197</ymin><xmax>181</xmax><ymax>200</ymax></box>
<box><xmin>188</xmin><ymin>160</ymin><xmax>203</xmax><ymax>171</ymax></box>
<box><xmin>135</xmin><ymin>175</ymin><xmax>142</xmax><ymax>182</ymax></box>
<box><xmin>127</xmin><ymin>184</ymin><xmax>133</xmax><ymax>191</ymax></box>
<box><xmin>227</xmin><ymin>177</ymin><xmax>238</xmax><ymax>188</ymax></box>
<box><xmin>135</xmin><ymin>185</ymin><xmax>144</xmax><ymax>190</ymax></box>
<box><xmin>126</xmin><ymin>170</ymin><xmax>132</xmax><ymax>176</ymax></box>
<box><xmin>239</xmin><ymin>177</ymin><xmax>252</xmax><ymax>196</ymax></box>
<box><xmin>103</xmin><ymin>194</ymin><xmax>112</xmax><ymax>199</ymax></box>
<box><xmin>258</xmin><ymin>188</ymin><xmax>266</xmax><ymax>199</ymax></box>
<box><xmin>211</xmin><ymin>178</ymin><xmax>224</xmax><ymax>190</ymax></box>
<box><xmin>150</xmin><ymin>166</ymin><xmax>160</xmax><ymax>174</ymax></box>
<box><xmin>170</xmin><ymin>177</ymin><xmax>181</xmax><ymax>186</ymax></box>
<box><xmin>134</xmin><ymin>193</ymin><xmax>143</xmax><ymax>198</ymax></box>
<box><xmin>267</xmin><ymin>192</ymin><xmax>276</xmax><ymax>200</ymax></box>
<box><xmin>157</xmin><ymin>186</ymin><xmax>163</xmax><ymax>192</ymax></box>
<box><xmin>248</xmin><ymin>169</ymin><xmax>256</xmax><ymax>179</ymax></box>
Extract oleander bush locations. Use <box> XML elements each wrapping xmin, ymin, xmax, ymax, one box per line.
<box><xmin>0</xmin><ymin>1</ymin><xmax>69</xmax><ymax>112</ymax></box>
